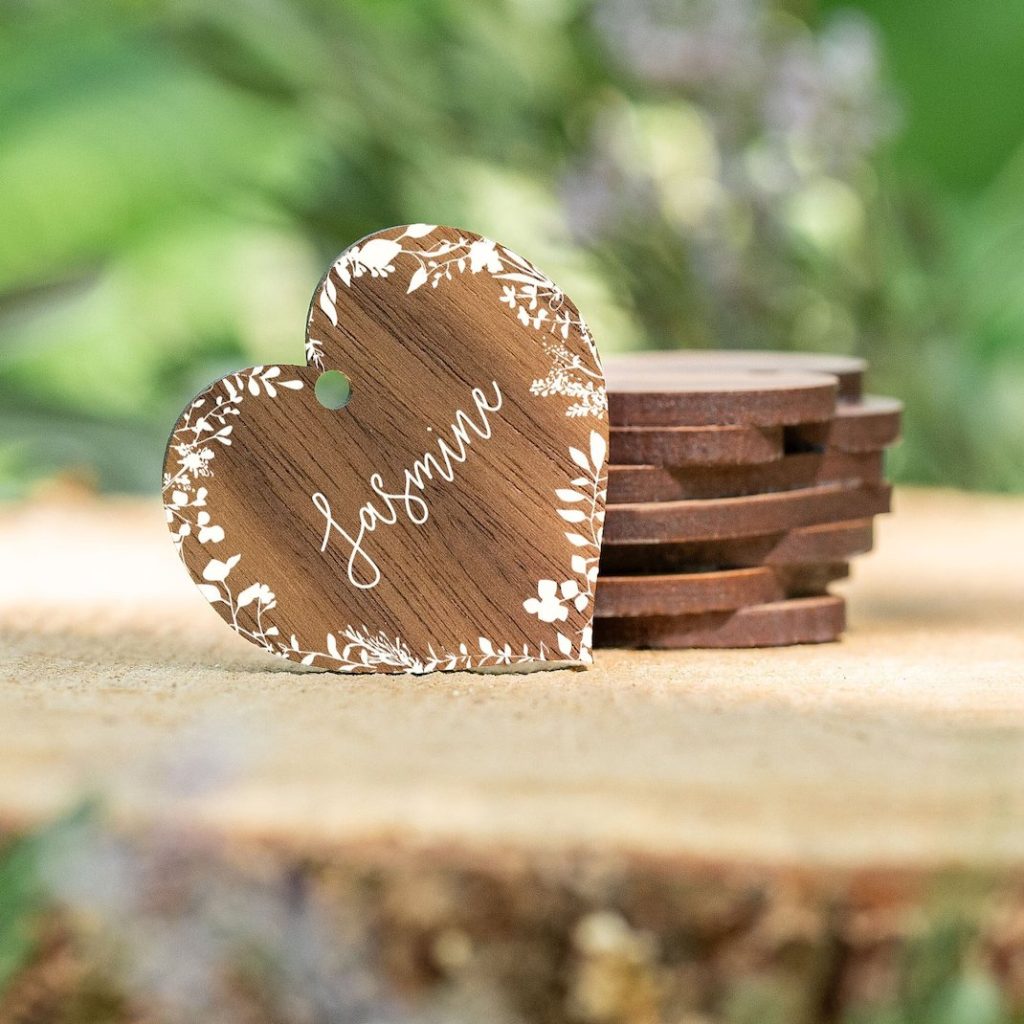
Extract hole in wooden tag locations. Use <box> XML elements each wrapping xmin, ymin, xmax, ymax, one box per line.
<box><xmin>315</xmin><ymin>370</ymin><xmax>352</xmax><ymax>410</ymax></box>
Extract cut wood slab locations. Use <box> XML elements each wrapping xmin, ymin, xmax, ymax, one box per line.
<box><xmin>1</xmin><ymin>489</ymin><xmax>1023</xmax><ymax>872</ymax></box>
<box><xmin>600</xmin><ymin>518</ymin><xmax>876</xmax><ymax>573</ymax></box>
<box><xmin>775</xmin><ymin>561</ymin><xmax>850</xmax><ymax>595</ymax></box>
<box><xmin>593</xmin><ymin>563</ymin><xmax>845</xmax><ymax>618</ymax></box>
<box><xmin>607</xmin><ymin>449</ymin><xmax>884</xmax><ymax>502</ymax></box>
<box><xmin>790</xmin><ymin>396</ymin><xmax>903</xmax><ymax>453</ymax></box>
<box><xmin>604</xmin><ymin>483</ymin><xmax>892</xmax><ymax>544</ymax></box>
<box><xmin>609</xmin><ymin>423</ymin><xmax>784</xmax><ymax>466</ymax></box>
<box><xmin>609</xmin><ymin>397</ymin><xmax>899</xmax><ymax>468</ymax></box>
<box><xmin>3</xmin><ymin>491</ymin><xmax>1024</xmax><ymax>1024</ymax></box>
<box><xmin>594</xmin><ymin>567</ymin><xmax>782</xmax><ymax>617</ymax></box>
<box><xmin>594</xmin><ymin>595</ymin><xmax>847</xmax><ymax>648</ymax></box>
<box><xmin>605</xmin><ymin>368</ymin><xmax>838</xmax><ymax>427</ymax></box>
<box><xmin>605</xmin><ymin>349</ymin><xmax>866</xmax><ymax>400</ymax></box>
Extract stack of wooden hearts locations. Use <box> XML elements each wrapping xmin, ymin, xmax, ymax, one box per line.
<box><xmin>594</xmin><ymin>351</ymin><xmax>901</xmax><ymax>648</ymax></box>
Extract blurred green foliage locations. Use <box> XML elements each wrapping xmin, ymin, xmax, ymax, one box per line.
<box><xmin>0</xmin><ymin>804</ymin><xmax>93</xmax><ymax>995</ymax></box>
<box><xmin>0</xmin><ymin>804</ymin><xmax>1021</xmax><ymax>1023</ymax></box>
<box><xmin>0</xmin><ymin>831</ymin><xmax>42</xmax><ymax>993</ymax></box>
<box><xmin>1</xmin><ymin>0</ymin><xmax>1022</xmax><ymax>495</ymax></box>
<box><xmin>1</xmin><ymin>809</ymin><xmax>1022</xmax><ymax>1022</ymax></box>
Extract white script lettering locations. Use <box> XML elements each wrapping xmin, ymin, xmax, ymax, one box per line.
<box><xmin>312</xmin><ymin>381</ymin><xmax>503</xmax><ymax>589</ymax></box>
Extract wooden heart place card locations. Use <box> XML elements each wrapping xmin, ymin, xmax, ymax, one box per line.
<box><xmin>163</xmin><ymin>225</ymin><xmax>609</xmax><ymax>673</ymax></box>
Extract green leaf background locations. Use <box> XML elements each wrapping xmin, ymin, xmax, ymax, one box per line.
<box><xmin>2</xmin><ymin>0</ymin><xmax>1022</xmax><ymax>494</ymax></box>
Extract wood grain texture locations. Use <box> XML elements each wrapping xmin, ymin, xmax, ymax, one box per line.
<box><xmin>8</xmin><ymin>490</ymin><xmax>1024</xmax><ymax>1019</ymax></box>
<box><xmin>609</xmin><ymin>396</ymin><xmax>901</xmax><ymax>466</ymax></box>
<box><xmin>594</xmin><ymin>562</ymin><xmax>849</xmax><ymax>617</ymax></box>
<box><xmin>599</xmin><ymin>519</ymin><xmax>876</xmax><ymax>573</ymax></box>
<box><xmin>5</xmin><ymin>489</ymin><xmax>1024</xmax><ymax>873</ymax></box>
<box><xmin>775</xmin><ymin>561</ymin><xmax>850</xmax><ymax>595</ymax></box>
<box><xmin>607</xmin><ymin>449</ymin><xmax>884</xmax><ymax>502</ymax></box>
<box><xmin>163</xmin><ymin>225</ymin><xmax>608</xmax><ymax>673</ymax></box>
<box><xmin>594</xmin><ymin>566</ymin><xmax>782</xmax><ymax>617</ymax></box>
<box><xmin>605</xmin><ymin>367</ymin><xmax>838</xmax><ymax>427</ymax></box>
<box><xmin>609</xmin><ymin>423</ymin><xmax>784</xmax><ymax>465</ymax></box>
<box><xmin>604</xmin><ymin>483</ymin><xmax>892</xmax><ymax>544</ymax></box>
<box><xmin>593</xmin><ymin>595</ymin><xmax>847</xmax><ymax>649</ymax></box>
<box><xmin>789</xmin><ymin>396</ymin><xmax>904</xmax><ymax>453</ymax></box>
<box><xmin>605</xmin><ymin>349</ymin><xmax>866</xmax><ymax>401</ymax></box>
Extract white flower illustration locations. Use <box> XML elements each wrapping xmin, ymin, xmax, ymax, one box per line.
<box><xmin>524</xmin><ymin>579</ymin><xmax>571</xmax><ymax>623</ymax></box>
<box><xmin>305</xmin><ymin>337</ymin><xmax>325</xmax><ymax>370</ymax></box>
<box><xmin>180</xmin><ymin>449</ymin><xmax>215</xmax><ymax>475</ymax></box>
<box><xmin>237</xmin><ymin>582</ymin><xmax>275</xmax><ymax>610</ymax></box>
<box><xmin>186</xmin><ymin>427</ymin><xmax>606</xmax><ymax>672</ymax></box>
<box><xmin>167</xmin><ymin>230</ymin><xmax>609</xmax><ymax>673</ymax></box>
<box><xmin>468</xmin><ymin>238</ymin><xmax>502</xmax><ymax>273</ymax></box>
<box><xmin>312</xmin><ymin>227</ymin><xmax>606</xmax><ymax>420</ymax></box>
<box><xmin>202</xmin><ymin>554</ymin><xmax>240</xmax><ymax>582</ymax></box>
<box><xmin>195</xmin><ymin>511</ymin><xmax>224</xmax><ymax>544</ymax></box>
<box><xmin>331</xmin><ymin>238</ymin><xmax>403</xmax><ymax>289</ymax></box>
<box><xmin>162</xmin><ymin>368</ymin><xmax>302</xmax><ymax>555</ymax></box>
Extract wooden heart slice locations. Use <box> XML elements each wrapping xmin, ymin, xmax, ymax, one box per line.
<box><xmin>609</xmin><ymin>424</ymin><xmax>783</xmax><ymax>466</ymax></box>
<box><xmin>607</xmin><ymin>450</ymin><xmax>884</xmax><ymax>502</ymax></box>
<box><xmin>593</xmin><ymin>595</ymin><xmax>846</xmax><ymax>649</ymax></box>
<box><xmin>594</xmin><ymin>567</ymin><xmax>781</xmax><ymax>617</ymax></box>
<box><xmin>604</xmin><ymin>368</ymin><xmax>837</xmax><ymax>427</ymax></box>
<box><xmin>789</xmin><ymin>396</ymin><xmax>903</xmax><ymax>453</ymax></box>
<box><xmin>605</xmin><ymin>350</ymin><xmax>866</xmax><ymax>401</ymax></box>
<box><xmin>164</xmin><ymin>225</ymin><xmax>608</xmax><ymax>673</ymax></box>
<box><xmin>775</xmin><ymin>561</ymin><xmax>850</xmax><ymax>597</ymax></box>
<box><xmin>594</xmin><ymin>562</ymin><xmax>849</xmax><ymax>617</ymax></box>
<box><xmin>604</xmin><ymin>483</ymin><xmax>891</xmax><ymax>545</ymax></box>
<box><xmin>599</xmin><ymin>519</ymin><xmax>876</xmax><ymax>574</ymax></box>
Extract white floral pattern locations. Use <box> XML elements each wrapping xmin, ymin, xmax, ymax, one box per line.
<box><xmin>521</xmin><ymin>429</ymin><xmax>605</xmax><ymax>661</ymax></box>
<box><xmin>304</xmin><ymin>337</ymin><xmax>325</xmax><ymax>370</ymax></box>
<box><xmin>172</xmin><ymin>428</ymin><xmax>604</xmax><ymax>672</ymax></box>
<box><xmin>167</xmin><ymin>227</ymin><xmax>607</xmax><ymax>673</ymax></box>
<box><xmin>312</xmin><ymin>225</ymin><xmax>607</xmax><ymax>420</ymax></box>
<box><xmin>163</xmin><ymin>366</ymin><xmax>302</xmax><ymax>554</ymax></box>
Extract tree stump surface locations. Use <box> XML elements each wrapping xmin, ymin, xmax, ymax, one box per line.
<box><xmin>2</xmin><ymin>489</ymin><xmax>1023</xmax><ymax>872</ymax></box>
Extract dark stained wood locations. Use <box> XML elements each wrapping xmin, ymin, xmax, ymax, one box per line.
<box><xmin>605</xmin><ymin>368</ymin><xmax>838</xmax><ymax>427</ymax></box>
<box><xmin>605</xmin><ymin>350</ymin><xmax>866</xmax><ymax>401</ymax></box>
<box><xmin>610</xmin><ymin>423</ymin><xmax>784</xmax><ymax>466</ymax></box>
<box><xmin>788</xmin><ymin>397</ymin><xmax>903</xmax><ymax>453</ymax></box>
<box><xmin>599</xmin><ymin>362</ymin><xmax>894</xmax><ymax>656</ymax></box>
<box><xmin>594</xmin><ymin>567</ymin><xmax>781</xmax><ymax>617</ymax></box>
<box><xmin>594</xmin><ymin>562</ymin><xmax>849</xmax><ymax>617</ymax></box>
<box><xmin>775</xmin><ymin>561</ymin><xmax>850</xmax><ymax>596</ymax></box>
<box><xmin>604</xmin><ymin>483</ymin><xmax>892</xmax><ymax>545</ymax></box>
<box><xmin>594</xmin><ymin>595</ymin><xmax>846</xmax><ymax>648</ymax></box>
<box><xmin>609</xmin><ymin>396</ymin><xmax>900</xmax><ymax>467</ymax></box>
<box><xmin>164</xmin><ymin>225</ymin><xmax>608</xmax><ymax>673</ymax></box>
<box><xmin>600</xmin><ymin>519</ymin><xmax>875</xmax><ymax>574</ymax></box>
<box><xmin>607</xmin><ymin>450</ymin><xmax>884</xmax><ymax>502</ymax></box>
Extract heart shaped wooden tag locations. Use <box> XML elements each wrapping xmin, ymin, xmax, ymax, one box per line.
<box><xmin>163</xmin><ymin>225</ymin><xmax>608</xmax><ymax>673</ymax></box>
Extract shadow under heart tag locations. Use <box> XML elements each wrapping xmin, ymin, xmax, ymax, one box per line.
<box><xmin>163</xmin><ymin>224</ymin><xmax>609</xmax><ymax>673</ymax></box>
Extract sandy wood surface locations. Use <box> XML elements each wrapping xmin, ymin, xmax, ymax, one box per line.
<box><xmin>2</xmin><ymin>488</ymin><xmax>1023</xmax><ymax>870</ymax></box>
